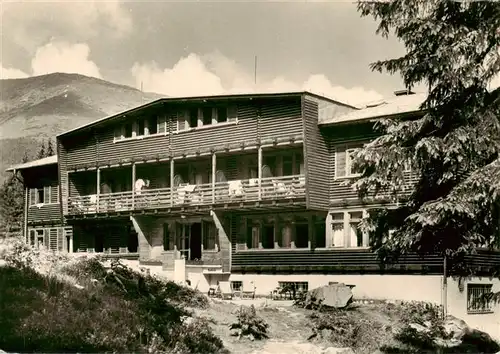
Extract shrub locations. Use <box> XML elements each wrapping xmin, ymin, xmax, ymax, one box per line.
<box><xmin>307</xmin><ymin>308</ymin><xmax>381</xmax><ymax>350</ymax></box>
<box><xmin>172</xmin><ymin>318</ymin><xmax>228</xmax><ymax>354</ymax></box>
<box><xmin>230</xmin><ymin>305</ymin><xmax>269</xmax><ymax>340</ymax></box>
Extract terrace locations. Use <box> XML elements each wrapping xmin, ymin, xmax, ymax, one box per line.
<box><xmin>67</xmin><ymin>147</ymin><xmax>306</xmax><ymax>215</ymax></box>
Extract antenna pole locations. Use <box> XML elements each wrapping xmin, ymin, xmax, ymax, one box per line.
<box><xmin>254</xmin><ymin>56</ymin><xmax>257</xmax><ymax>86</ymax></box>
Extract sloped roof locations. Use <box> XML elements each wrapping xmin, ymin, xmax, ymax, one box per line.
<box><xmin>320</xmin><ymin>92</ymin><xmax>428</xmax><ymax>125</ymax></box>
<box><xmin>6</xmin><ymin>155</ymin><xmax>58</xmax><ymax>172</ymax></box>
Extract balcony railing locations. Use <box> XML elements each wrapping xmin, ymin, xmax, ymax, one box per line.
<box><xmin>68</xmin><ymin>175</ymin><xmax>306</xmax><ymax>215</ymax></box>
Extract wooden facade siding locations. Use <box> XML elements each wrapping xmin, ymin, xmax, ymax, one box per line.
<box><xmin>231</xmin><ymin>250</ymin><xmax>500</xmax><ymax>274</ymax></box>
<box><xmin>21</xmin><ymin>165</ymin><xmax>62</xmax><ymax>224</ymax></box>
<box><xmin>61</xmin><ymin>100</ymin><xmax>303</xmax><ymax>167</ymax></box>
<box><xmin>259</xmin><ymin>101</ymin><xmax>303</xmax><ymax>140</ymax></box>
<box><xmin>27</xmin><ymin>204</ymin><xmax>61</xmax><ymax>223</ymax></box>
<box><xmin>302</xmin><ymin>98</ymin><xmax>330</xmax><ymax>210</ymax></box>
<box><xmin>96</xmin><ymin>131</ymin><xmax>168</xmax><ymax>165</ymax></box>
<box><xmin>72</xmin><ymin>220</ymin><xmax>131</xmax><ymax>253</ymax></box>
<box><xmin>58</xmin><ymin>140</ymin><xmax>69</xmax><ymax>215</ymax></box>
<box><xmin>231</xmin><ymin>249</ymin><xmax>445</xmax><ymax>273</ymax></box>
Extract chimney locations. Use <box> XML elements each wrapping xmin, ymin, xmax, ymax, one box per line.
<box><xmin>394</xmin><ymin>89</ymin><xmax>415</xmax><ymax>96</ymax></box>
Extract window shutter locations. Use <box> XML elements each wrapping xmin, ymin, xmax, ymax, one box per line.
<box><xmin>335</xmin><ymin>146</ymin><xmax>347</xmax><ymax>178</ymax></box>
<box><xmin>227</xmin><ymin>106</ymin><xmax>238</xmax><ymax>123</ymax></box>
<box><xmin>29</xmin><ymin>188</ymin><xmax>36</xmax><ymax>206</ymax></box>
<box><xmin>51</xmin><ymin>185</ymin><xmax>59</xmax><ymax>204</ymax></box>
<box><xmin>57</xmin><ymin>228</ymin><xmax>64</xmax><ymax>251</ymax></box>
<box><xmin>29</xmin><ymin>229</ymin><xmax>36</xmax><ymax>246</ymax></box>
<box><xmin>158</xmin><ymin>115</ymin><xmax>166</xmax><ymax>134</ymax></box>
<box><xmin>44</xmin><ymin>186</ymin><xmax>51</xmax><ymax>204</ymax></box>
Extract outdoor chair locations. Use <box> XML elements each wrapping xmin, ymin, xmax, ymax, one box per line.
<box><xmin>216</xmin><ymin>281</ymin><xmax>233</xmax><ymax>300</ymax></box>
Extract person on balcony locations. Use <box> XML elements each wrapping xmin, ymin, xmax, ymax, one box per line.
<box><xmin>134</xmin><ymin>178</ymin><xmax>150</xmax><ymax>195</ymax></box>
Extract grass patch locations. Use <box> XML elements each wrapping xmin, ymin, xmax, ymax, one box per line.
<box><xmin>0</xmin><ymin>244</ymin><xmax>226</xmax><ymax>354</ymax></box>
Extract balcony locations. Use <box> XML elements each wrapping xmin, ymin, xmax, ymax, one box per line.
<box><xmin>68</xmin><ymin>175</ymin><xmax>306</xmax><ymax>215</ymax></box>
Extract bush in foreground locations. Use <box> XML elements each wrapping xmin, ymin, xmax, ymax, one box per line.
<box><xmin>0</xmin><ymin>243</ymin><xmax>225</xmax><ymax>353</ymax></box>
<box><xmin>230</xmin><ymin>305</ymin><xmax>269</xmax><ymax>340</ymax></box>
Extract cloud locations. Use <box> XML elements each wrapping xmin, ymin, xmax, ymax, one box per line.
<box><xmin>131</xmin><ymin>54</ymin><xmax>225</xmax><ymax>97</ymax></box>
<box><xmin>132</xmin><ymin>52</ymin><xmax>383</xmax><ymax>106</ymax></box>
<box><xmin>31</xmin><ymin>41</ymin><xmax>102</xmax><ymax>78</ymax></box>
<box><xmin>0</xmin><ymin>62</ymin><xmax>29</xmax><ymax>80</ymax></box>
<box><xmin>1</xmin><ymin>0</ymin><xmax>132</xmax><ymax>52</ymax></box>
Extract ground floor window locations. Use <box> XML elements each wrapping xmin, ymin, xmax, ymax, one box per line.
<box><xmin>328</xmin><ymin>210</ymin><xmax>368</xmax><ymax>248</ymax></box>
<box><xmin>314</xmin><ymin>219</ymin><xmax>326</xmax><ymax>248</ymax></box>
<box><xmin>246</xmin><ymin>221</ymin><xmax>260</xmax><ymax>249</ymax></box>
<box><xmin>36</xmin><ymin>229</ymin><xmax>45</xmax><ymax>248</ymax></box>
<box><xmin>231</xmin><ymin>281</ymin><xmax>243</xmax><ymax>292</ymax></box>
<box><xmin>28</xmin><ymin>227</ymin><xmax>67</xmax><ymax>252</ymax></box>
<box><xmin>203</xmin><ymin>220</ymin><xmax>218</xmax><ymax>250</ymax></box>
<box><xmin>244</xmin><ymin>215</ymin><xmax>321</xmax><ymax>250</ymax></box>
<box><xmin>295</xmin><ymin>221</ymin><xmax>309</xmax><ymax>248</ymax></box>
<box><xmin>278</xmin><ymin>281</ymin><xmax>309</xmax><ymax>299</ymax></box>
<box><xmin>127</xmin><ymin>225</ymin><xmax>138</xmax><ymax>253</ymax></box>
<box><xmin>467</xmin><ymin>283</ymin><xmax>494</xmax><ymax>314</ymax></box>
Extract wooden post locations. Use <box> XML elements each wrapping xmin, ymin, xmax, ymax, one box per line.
<box><xmin>96</xmin><ymin>168</ymin><xmax>100</xmax><ymax>213</ymax></box>
<box><xmin>24</xmin><ymin>186</ymin><xmax>29</xmax><ymax>244</ymax></box>
<box><xmin>131</xmin><ymin>163</ymin><xmax>136</xmax><ymax>210</ymax></box>
<box><xmin>442</xmin><ymin>255</ymin><xmax>448</xmax><ymax>319</ymax></box>
<box><xmin>308</xmin><ymin>214</ymin><xmax>314</xmax><ymax>250</ymax></box>
<box><xmin>170</xmin><ymin>158</ymin><xmax>174</xmax><ymax>207</ymax></box>
<box><xmin>344</xmin><ymin>211</ymin><xmax>350</xmax><ymax>248</ymax></box>
<box><xmin>274</xmin><ymin>216</ymin><xmax>280</xmax><ymax>249</ymax></box>
<box><xmin>212</xmin><ymin>152</ymin><xmax>216</xmax><ymax>204</ymax></box>
<box><xmin>258</xmin><ymin>146</ymin><xmax>263</xmax><ymax>200</ymax></box>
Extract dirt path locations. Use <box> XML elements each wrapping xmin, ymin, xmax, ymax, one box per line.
<box><xmin>193</xmin><ymin>298</ymin><xmax>403</xmax><ymax>354</ymax></box>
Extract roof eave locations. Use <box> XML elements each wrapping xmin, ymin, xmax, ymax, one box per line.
<box><xmin>319</xmin><ymin>109</ymin><xmax>424</xmax><ymax>127</ymax></box>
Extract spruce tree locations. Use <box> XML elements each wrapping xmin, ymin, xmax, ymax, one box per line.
<box><xmin>0</xmin><ymin>174</ymin><xmax>24</xmax><ymax>232</ymax></box>
<box><xmin>354</xmin><ymin>1</ymin><xmax>500</xmax><ymax>276</ymax></box>
<box><xmin>37</xmin><ymin>140</ymin><xmax>46</xmax><ymax>159</ymax></box>
<box><xmin>46</xmin><ymin>138</ymin><xmax>54</xmax><ymax>156</ymax></box>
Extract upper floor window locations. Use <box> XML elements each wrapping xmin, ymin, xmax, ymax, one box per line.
<box><xmin>124</xmin><ymin>123</ymin><xmax>133</xmax><ymax>139</ymax></box>
<box><xmin>202</xmin><ymin>107</ymin><xmax>213</xmax><ymax>125</ymax></box>
<box><xmin>137</xmin><ymin>119</ymin><xmax>145</xmax><ymax>136</ymax></box>
<box><xmin>336</xmin><ymin>143</ymin><xmax>365</xmax><ymax>178</ymax></box>
<box><xmin>114</xmin><ymin>115</ymin><xmax>166</xmax><ymax>142</ymax></box>
<box><xmin>176</xmin><ymin>105</ymin><xmax>238</xmax><ymax>132</ymax></box>
<box><xmin>147</xmin><ymin>116</ymin><xmax>159</xmax><ymax>135</ymax></box>
<box><xmin>29</xmin><ymin>186</ymin><xmax>57</xmax><ymax>206</ymax></box>
<box><xmin>188</xmin><ymin>108</ymin><xmax>198</xmax><ymax>128</ymax></box>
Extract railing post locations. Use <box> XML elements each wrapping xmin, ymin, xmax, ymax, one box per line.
<box><xmin>170</xmin><ymin>158</ymin><xmax>174</xmax><ymax>207</ymax></box>
<box><xmin>96</xmin><ymin>168</ymin><xmax>100</xmax><ymax>213</ymax></box>
<box><xmin>212</xmin><ymin>152</ymin><xmax>216</xmax><ymax>204</ymax></box>
<box><xmin>258</xmin><ymin>146</ymin><xmax>262</xmax><ymax>200</ymax></box>
<box><xmin>131</xmin><ymin>163</ymin><xmax>136</xmax><ymax>210</ymax></box>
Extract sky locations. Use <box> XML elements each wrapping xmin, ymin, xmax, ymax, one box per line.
<box><xmin>1</xmin><ymin>0</ymin><xmax>416</xmax><ymax>106</ymax></box>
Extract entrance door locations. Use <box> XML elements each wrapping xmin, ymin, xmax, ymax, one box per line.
<box><xmin>190</xmin><ymin>222</ymin><xmax>202</xmax><ymax>261</ymax></box>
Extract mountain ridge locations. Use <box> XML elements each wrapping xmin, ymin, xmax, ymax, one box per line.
<box><xmin>0</xmin><ymin>72</ymin><xmax>164</xmax><ymax>180</ymax></box>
